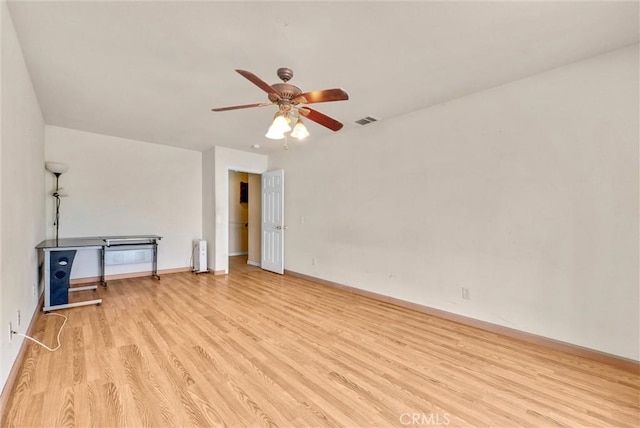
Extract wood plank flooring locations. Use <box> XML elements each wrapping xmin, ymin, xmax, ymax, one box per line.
<box><xmin>2</xmin><ymin>257</ymin><xmax>639</xmax><ymax>427</ymax></box>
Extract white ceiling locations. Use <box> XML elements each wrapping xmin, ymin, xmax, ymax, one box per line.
<box><xmin>7</xmin><ymin>1</ymin><xmax>639</xmax><ymax>153</ymax></box>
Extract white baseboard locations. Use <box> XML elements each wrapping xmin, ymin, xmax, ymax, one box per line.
<box><xmin>247</xmin><ymin>260</ymin><xmax>260</xmax><ymax>267</ymax></box>
<box><xmin>229</xmin><ymin>251</ymin><xmax>248</xmax><ymax>256</ymax></box>
<box><xmin>284</xmin><ymin>269</ymin><xmax>640</xmax><ymax>373</ymax></box>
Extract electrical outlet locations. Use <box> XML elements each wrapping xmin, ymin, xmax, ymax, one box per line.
<box><xmin>311</xmin><ymin>258</ymin><xmax>316</xmax><ymax>266</ymax></box>
<box><xmin>8</xmin><ymin>322</ymin><xmax>13</xmax><ymax>343</ymax></box>
<box><xmin>16</xmin><ymin>310</ymin><xmax>21</xmax><ymax>327</ymax></box>
<box><xmin>32</xmin><ymin>283</ymin><xmax>37</xmax><ymax>296</ymax></box>
<box><xmin>462</xmin><ymin>287</ymin><xmax>471</xmax><ymax>300</ymax></box>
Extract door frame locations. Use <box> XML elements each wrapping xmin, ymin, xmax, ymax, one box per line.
<box><xmin>223</xmin><ymin>166</ymin><xmax>267</xmax><ymax>274</ymax></box>
<box><xmin>205</xmin><ymin>146</ymin><xmax>268</xmax><ymax>275</ymax></box>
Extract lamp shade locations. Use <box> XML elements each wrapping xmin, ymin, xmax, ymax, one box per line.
<box><xmin>265</xmin><ymin>112</ymin><xmax>290</xmax><ymax>139</ymax></box>
<box><xmin>290</xmin><ymin>119</ymin><xmax>310</xmax><ymax>140</ymax></box>
<box><xmin>271</xmin><ymin>114</ymin><xmax>292</xmax><ymax>134</ymax></box>
<box><xmin>45</xmin><ymin>162</ymin><xmax>69</xmax><ymax>174</ymax></box>
<box><xmin>265</xmin><ymin>125</ymin><xmax>286</xmax><ymax>140</ymax></box>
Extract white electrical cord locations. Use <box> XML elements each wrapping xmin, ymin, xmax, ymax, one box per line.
<box><xmin>12</xmin><ymin>313</ymin><xmax>67</xmax><ymax>352</ymax></box>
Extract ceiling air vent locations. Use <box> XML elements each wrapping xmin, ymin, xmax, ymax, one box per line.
<box><xmin>355</xmin><ymin>116</ymin><xmax>378</xmax><ymax>125</ymax></box>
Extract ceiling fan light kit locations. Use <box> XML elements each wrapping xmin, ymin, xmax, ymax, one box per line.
<box><xmin>212</xmin><ymin>67</ymin><xmax>348</xmax><ymax>145</ymax></box>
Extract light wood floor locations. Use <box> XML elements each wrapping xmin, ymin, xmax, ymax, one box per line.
<box><xmin>2</xmin><ymin>256</ymin><xmax>639</xmax><ymax>427</ymax></box>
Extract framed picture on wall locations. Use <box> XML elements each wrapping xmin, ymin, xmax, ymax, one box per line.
<box><xmin>240</xmin><ymin>182</ymin><xmax>248</xmax><ymax>203</ymax></box>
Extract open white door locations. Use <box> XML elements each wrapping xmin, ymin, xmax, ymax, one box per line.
<box><xmin>261</xmin><ymin>169</ymin><xmax>285</xmax><ymax>274</ymax></box>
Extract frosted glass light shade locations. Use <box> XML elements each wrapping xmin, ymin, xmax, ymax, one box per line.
<box><xmin>271</xmin><ymin>115</ymin><xmax>292</xmax><ymax>134</ymax></box>
<box><xmin>265</xmin><ymin>125</ymin><xmax>286</xmax><ymax>140</ymax></box>
<box><xmin>290</xmin><ymin>119</ymin><xmax>310</xmax><ymax>140</ymax></box>
<box><xmin>45</xmin><ymin>162</ymin><xmax>69</xmax><ymax>174</ymax></box>
<box><xmin>265</xmin><ymin>113</ymin><xmax>291</xmax><ymax>139</ymax></box>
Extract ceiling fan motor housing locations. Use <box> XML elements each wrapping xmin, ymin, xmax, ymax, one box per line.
<box><xmin>269</xmin><ymin>67</ymin><xmax>302</xmax><ymax>109</ymax></box>
<box><xmin>269</xmin><ymin>83</ymin><xmax>302</xmax><ymax>105</ymax></box>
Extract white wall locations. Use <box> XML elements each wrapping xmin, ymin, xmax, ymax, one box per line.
<box><xmin>269</xmin><ymin>45</ymin><xmax>639</xmax><ymax>360</ymax></box>
<box><xmin>45</xmin><ymin>126</ymin><xmax>201</xmax><ymax>278</ymax></box>
<box><xmin>1</xmin><ymin>4</ymin><xmax>4</xmax><ymax>388</ymax></box>
<box><xmin>202</xmin><ymin>146</ymin><xmax>267</xmax><ymax>273</ymax></box>
<box><xmin>202</xmin><ymin>147</ymin><xmax>215</xmax><ymax>271</ymax></box>
<box><xmin>0</xmin><ymin>0</ymin><xmax>46</xmax><ymax>394</ymax></box>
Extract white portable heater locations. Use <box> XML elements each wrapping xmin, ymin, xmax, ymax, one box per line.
<box><xmin>193</xmin><ymin>239</ymin><xmax>208</xmax><ymax>273</ymax></box>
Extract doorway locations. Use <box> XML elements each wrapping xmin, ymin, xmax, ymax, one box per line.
<box><xmin>228</xmin><ymin>170</ymin><xmax>262</xmax><ymax>272</ymax></box>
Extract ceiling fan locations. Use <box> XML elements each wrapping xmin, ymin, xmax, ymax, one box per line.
<box><xmin>211</xmin><ymin>67</ymin><xmax>349</xmax><ymax>140</ymax></box>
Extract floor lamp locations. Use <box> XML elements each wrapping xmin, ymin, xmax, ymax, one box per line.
<box><xmin>45</xmin><ymin>162</ymin><xmax>69</xmax><ymax>246</ymax></box>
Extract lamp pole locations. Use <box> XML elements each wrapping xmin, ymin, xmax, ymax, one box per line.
<box><xmin>45</xmin><ymin>162</ymin><xmax>69</xmax><ymax>246</ymax></box>
<box><xmin>53</xmin><ymin>172</ymin><xmax>62</xmax><ymax>246</ymax></box>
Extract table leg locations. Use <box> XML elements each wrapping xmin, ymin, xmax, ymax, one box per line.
<box><xmin>153</xmin><ymin>241</ymin><xmax>160</xmax><ymax>280</ymax></box>
<box><xmin>101</xmin><ymin>246</ymin><xmax>107</xmax><ymax>287</ymax></box>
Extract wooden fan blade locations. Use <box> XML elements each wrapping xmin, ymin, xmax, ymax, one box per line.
<box><xmin>236</xmin><ymin>69</ymin><xmax>281</xmax><ymax>100</ymax></box>
<box><xmin>211</xmin><ymin>102</ymin><xmax>273</xmax><ymax>112</ymax></box>
<box><xmin>294</xmin><ymin>88</ymin><xmax>349</xmax><ymax>104</ymax></box>
<box><xmin>299</xmin><ymin>107</ymin><xmax>344</xmax><ymax>131</ymax></box>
